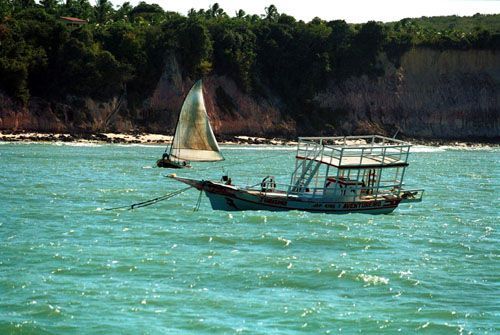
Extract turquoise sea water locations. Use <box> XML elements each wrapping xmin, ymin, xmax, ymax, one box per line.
<box><xmin>0</xmin><ymin>142</ymin><xmax>498</xmax><ymax>334</ymax></box>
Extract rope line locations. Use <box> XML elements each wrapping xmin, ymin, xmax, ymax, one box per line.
<box><xmin>194</xmin><ymin>150</ymin><xmax>293</xmax><ymax>172</ymax></box>
<box><xmin>193</xmin><ymin>189</ymin><xmax>203</xmax><ymax>212</ymax></box>
<box><xmin>104</xmin><ymin>186</ymin><xmax>193</xmax><ymax>211</ymax></box>
<box><xmin>107</xmin><ymin>149</ymin><xmax>294</xmax><ymax>211</ymax></box>
<box><xmin>155</xmin><ymin>145</ymin><xmax>293</xmax><ymax>171</ymax></box>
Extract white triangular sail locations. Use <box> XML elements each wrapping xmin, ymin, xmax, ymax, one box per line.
<box><xmin>170</xmin><ymin>80</ymin><xmax>224</xmax><ymax>162</ymax></box>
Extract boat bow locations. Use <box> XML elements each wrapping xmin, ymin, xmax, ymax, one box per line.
<box><xmin>167</xmin><ymin>174</ymin><xmax>205</xmax><ymax>190</ymax></box>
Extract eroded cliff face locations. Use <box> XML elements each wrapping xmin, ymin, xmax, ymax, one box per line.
<box><xmin>0</xmin><ymin>48</ymin><xmax>498</xmax><ymax>140</ymax></box>
<box><xmin>316</xmin><ymin>48</ymin><xmax>499</xmax><ymax>139</ymax></box>
<box><xmin>0</xmin><ymin>53</ymin><xmax>294</xmax><ymax>136</ymax></box>
<box><xmin>144</xmin><ymin>55</ymin><xmax>294</xmax><ymax>136</ymax></box>
<box><xmin>0</xmin><ymin>94</ymin><xmax>132</xmax><ymax>133</ymax></box>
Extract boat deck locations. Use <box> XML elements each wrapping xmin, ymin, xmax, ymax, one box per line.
<box><xmin>245</xmin><ymin>187</ymin><xmax>398</xmax><ymax>202</ymax></box>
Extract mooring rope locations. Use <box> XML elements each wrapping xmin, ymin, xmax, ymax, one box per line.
<box><xmin>193</xmin><ymin>150</ymin><xmax>294</xmax><ymax>173</ymax></box>
<box><xmin>193</xmin><ymin>189</ymin><xmax>203</xmax><ymax>212</ymax></box>
<box><xmin>104</xmin><ymin>186</ymin><xmax>193</xmax><ymax>211</ymax></box>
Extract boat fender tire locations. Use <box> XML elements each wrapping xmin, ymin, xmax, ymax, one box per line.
<box><xmin>261</xmin><ymin>176</ymin><xmax>276</xmax><ymax>192</ymax></box>
<box><xmin>261</xmin><ymin>176</ymin><xmax>268</xmax><ymax>192</ymax></box>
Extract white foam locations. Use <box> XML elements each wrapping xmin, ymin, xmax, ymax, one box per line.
<box><xmin>58</xmin><ymin>142</ymin><xmax>102</xmax><ymax>147</ymax></box>
<box><xmin>357</xmin><ymin>274</ymin><xmax>389</xmax><ymax>285</ymax></box>
<box><xmin>411</xmin><ymin>145</ymin><xmax>446</xmax><ymax>153</ymax></box>
<box><xmin>0</xmin><ymin>141</ymin><xmax>102</xmax><ymax>147</ymax></box>
<box><xmin>438</xmin><ymin>145</ymin><xmax>497</xmax><ymax>151</ymax></box>
<box><xmin>115</xmin><ymin>143</ymin><xmax>163</xmax><ymax>148</ymax></box>
<box><xmin>221</xmin><ymin>145</ymin><xmax>296</xmax><ymax>151</ymax></box>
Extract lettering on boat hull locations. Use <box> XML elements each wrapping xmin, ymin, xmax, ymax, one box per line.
<box><xmin>204</xmin><ymin>189</ymin><xmax>398</xmax><ymax>214</ymax></box>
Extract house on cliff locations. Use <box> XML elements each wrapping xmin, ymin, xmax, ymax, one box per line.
<box><xmin>59</xmin><ymin>17</ymin><xmax>87</xmax><ymax>30</ymax></box>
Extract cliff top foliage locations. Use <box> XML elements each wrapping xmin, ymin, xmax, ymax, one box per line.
<box><xmin>1</xmin><ymin>1</ymin><xmax>499</xmax><ymax>111</ymax></box>
<box><xmin>392</xmin><ymin>13</ymin><xmax>500</xmax><ymax>33</ymax></box>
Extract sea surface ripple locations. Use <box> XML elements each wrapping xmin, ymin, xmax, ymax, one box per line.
<box><xmin>0</xmin><ymin>143</ymin><xmax>498</xmax><ymax>334</ymax></box>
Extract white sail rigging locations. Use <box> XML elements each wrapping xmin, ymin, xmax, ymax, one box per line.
<box><xmin>169</xmin><ymin>80</ymin><xmax>224</xmax><ymax>162</ymax></box>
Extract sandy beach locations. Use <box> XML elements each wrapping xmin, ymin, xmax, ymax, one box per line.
<box><xmin>0</xmin><ymin>131</ymin><xmax>497</xmax><ymax>147</ymax></box>
<box><xmin>0</xmin><ymin>131</ymin><xmax>299</xmax><ymax>146</ymax></box>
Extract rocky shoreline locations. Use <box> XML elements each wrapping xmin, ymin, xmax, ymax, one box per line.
<box><xmin>0</xmin><ymin>131</ymin><xmax>297</xmax><ymax>146</ymax></box>
<box><xmin>0</xmin><ymin>131</ymin><xmax>498</xmax><ymax>147</ymax></box>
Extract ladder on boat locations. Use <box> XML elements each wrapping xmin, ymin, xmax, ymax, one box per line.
<box><xmin>288</xmin><ymin>141</ymin><xmax>323</xmax><ymax>194</ymax></box>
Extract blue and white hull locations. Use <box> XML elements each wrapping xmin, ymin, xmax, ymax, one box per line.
<box><xmin>171</xmin><ymin>176</ymin><xmax>401</xmax><ymax>214</ymax></box>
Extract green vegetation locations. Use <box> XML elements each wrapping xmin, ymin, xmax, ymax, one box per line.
<box><xmin>0</xmin><ymin>1</ymin><xmax>498</xmax><ymax>112</ymax></box>
<box><xmin>395</xmin><ymin>14</ymin><xmax>500</xmax><ymax>33</ymax></box>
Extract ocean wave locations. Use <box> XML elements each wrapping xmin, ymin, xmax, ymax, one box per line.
<box><xmin>411</xmin><ymin>145</ymin><xmax>446</xmax><ymax>153</ymax></box>
<box><xmin>439</xmin><ymin>145</ymin><xmax>498</xmax><ymax>151</ymax></box>
<box><xmin>357</xmin><ymin>273</ymin><xmax>390</xmax><ymax>285</ymax></box>
<box><xmin>57</xmin><ymin>142</ymin><xmax>102</xmax><ymax>147</ymax></box>
<box><xmin>114</xmin><ymin>143</ymin><xmax>163</xmax><ymax>148</ymax></box>
<box><xmin>221</xmin><ymin>145</ymin><xmax>296</xmax><ymax>151</ymax></box>
<box><xmin>388</xmin><ymin>145</ymin><xmax>497</xmax><ymax>153</ymax></box>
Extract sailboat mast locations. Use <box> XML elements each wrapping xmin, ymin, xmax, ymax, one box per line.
<box><xmin>168</xmin><ymin>82</ymin><xmax>192</xmax><ymax>159</ymax></box>
<box><xmin>168</xmin><ymin>106</ymin><xmax>181</xmax><ymax>158</ymax></box>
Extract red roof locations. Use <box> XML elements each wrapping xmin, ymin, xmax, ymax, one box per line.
<box><xmin>60</xmin><ymin>17</ymin><xmax>87</xmax><ymax>23</ymax></box>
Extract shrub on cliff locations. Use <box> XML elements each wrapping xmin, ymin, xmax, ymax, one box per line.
<box><xmin>0</xmin><ymin>1</ymin><xmax>498</xmax><ymax>113</ymax></box>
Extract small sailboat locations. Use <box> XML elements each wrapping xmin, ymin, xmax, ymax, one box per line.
<box><xmin>157</xmin><ymin>80</ymin><xmax>224</xmax><ymax>168</ymax></box>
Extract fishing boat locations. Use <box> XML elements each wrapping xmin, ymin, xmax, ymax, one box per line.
<box><xmin>169</xmin><ymin>135</ymin><xmax>424</xmax><ymax>214</ymax></box>
<box><xmin>157</xmin><ymin>80</ymin><xmax>224</xmax><ymax>168</ymax></box>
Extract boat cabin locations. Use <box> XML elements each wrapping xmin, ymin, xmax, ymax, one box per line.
<box><xmin>287</xmin><ymin>135</ymin><xmax>421</xmax><ymax>202</ymax></box>
<box><xmin>324</xmin><ymin>176</ymin><xmax>365</xmax><ymax>198</ymax></box>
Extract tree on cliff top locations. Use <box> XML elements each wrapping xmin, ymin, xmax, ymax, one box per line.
<box><xmin>0</xmin><ymin>1</ymin><xmax>498</xmax><ymax>110</ymax></box>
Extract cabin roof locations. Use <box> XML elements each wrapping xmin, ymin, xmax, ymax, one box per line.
<box><xmin>299</xmin><ymin>135</ymin><xmax>408</xmax><ymax>147</ymax></box>
<box><xmin>296</xmin><ymin>154</ymin><xmax>409</xmax><ymax>169</ymax></box>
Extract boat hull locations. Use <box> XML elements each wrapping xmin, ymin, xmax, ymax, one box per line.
<box><xmin>171</xmin><ymin>177</ymin><xmax>400</xmax><ymax>214</ymax></box>
<box><xmin>156</xmin><ymin>158</ymin><xmax>191</xmax><ymax>169</ymax></box>
<box><xmin>204</xmin><ymin>190</ymin><xmax>398</xmax><ymax>214</ymax></box>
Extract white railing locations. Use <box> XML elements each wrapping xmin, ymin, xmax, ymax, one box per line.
<box><xmin>296</xmin><ymin>136</ymin><xmax>411</xmax><ymax>168</ymax></box>
<box><xmin>244</xmin><ymin>135</ymin><xmax>419</xmax><ymax>202</ymax></box>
